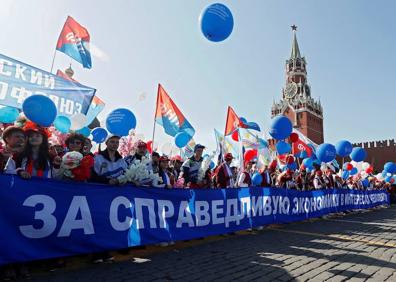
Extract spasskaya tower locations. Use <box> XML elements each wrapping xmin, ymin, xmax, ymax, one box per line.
<box><xmin>271</xmin><ymin>25</ymin><xmax>324</xmax><ymax>144</ymax></box>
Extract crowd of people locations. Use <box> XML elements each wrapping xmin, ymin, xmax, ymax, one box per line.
<box><xmin>0</xmin><ymin>121</ymin><xmax>394</xmax><ymax>192</ymax></box>
<box><xmin>0</xmin><ymin>119</ymin><xmax>394</xmax><ymax>280</ymax></box>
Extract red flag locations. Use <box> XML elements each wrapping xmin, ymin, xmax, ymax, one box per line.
<box><xmin>224</xmin><ymin>106</ymin><xmax>242</xmax><ymax>136</ymax></box>
<box><xmin>56</xmin><ymin>16</ymin><xmax>92</xmax><ymax>69</ymax></box>
<box><xmin>292</xmin><ymin>131</ymin><xmax>313</xmax><ymax>157</ymax></box>
<box><xmin>155</xmin><ymin>84</ymin><xmax>195</xmax><ymax>137</ymax></box>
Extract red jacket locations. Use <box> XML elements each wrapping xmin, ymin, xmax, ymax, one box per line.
<box><xmin>215</xmin><ymin>163</ymin><xmax>233</xmax><ymax>188</ymax></box>
<box><xmin>260</xmin><ymin>170</ymin><xmax>272</xmax><ymax>187</ymax></box>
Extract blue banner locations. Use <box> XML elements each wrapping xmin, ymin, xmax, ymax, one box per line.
<box><xmin>0</xmin><ymin>53</ymin><xmax>96</xmax><ymax>117</ymax></box>
<box><xmin>0</xmin><ymin>174</ymin><xmax>389</xmax><ymax>265</ymax></box>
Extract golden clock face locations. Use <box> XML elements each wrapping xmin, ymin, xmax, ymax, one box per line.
<box><xmin>285</xmin><ymin>82</ymin><xmax>298</xmax><ymax>99</ymax></box>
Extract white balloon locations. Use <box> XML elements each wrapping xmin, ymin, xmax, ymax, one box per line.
<box><xmin>361</xmin><ymin>162</ymin><xmax>370</xmax><ymax>170</ymax></box>
<box><xmin>70</xmin><ymin>113</ymin><xmax>87</xmax><ymax>131</ymax></box>
<box><xmin>351</xmin><ymin>161</ymin><xmax>363</xmax><ymax>172</ymax></box>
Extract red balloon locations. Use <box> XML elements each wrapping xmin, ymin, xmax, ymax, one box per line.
<box><xmin>366</xmin><ymin>167</ymin><xmax>373</xmax><ymax>174</ymax></box>
<box><xmin>146</xmin><ymin>140</ymin><xmax>153</xmax><ymax>153</ymax></box>
<box><xmin>231</xmin><ymin>130</ymin><xmax>239</xmax><ymax>141</ymax></box>
<box><xmin>244</xmin><ymin>149</ymin><xmax>257</xmax><ymax>162</ymax></box>
<box><xmin>289</xmin><ymin>132</ymin><xmax>299</xmax><ymax>143</ymax></box>
<box><xmin>286</xmin><ymin>155</ymin><xmax>295</xmax><ymax>165</ymax></box>
<box><xmin>346</xmin><ymin>163</ymin><xmax>353</xmax><ymax>171</ymax></box>
<box><xmin>391</xmin><ymin>178</ymin><xmax>395</xmax><ymax>184</ymax></box>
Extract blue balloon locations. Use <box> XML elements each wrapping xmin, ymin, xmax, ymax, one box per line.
<box><xmin>269</xmin><ymin>116</ymin><xmax>293</xmax><ymax>140</ymax></box>
<box><xmin>209</xmin><ymin>161</ymin><xmax>215</xmax><ymax>170</ymax></box>
<box><xmin>362</xmin><ymin>178</ymin><xmax>369</xmax><ymax>187</ymax></box>
<box><xmin>252</xmin><ymin>172</ymin><xmax>263</xmax><ymax>186</ymax></box>
<box><xmin>106</xmin><ymin>108</ymin><xmax>136</xmax><ymax>136</ymax></box>
<box><xmin>382</xmin><ymin>170</ymin><xmax>388</xmax><ymax>177</ymax></box>
<box><xmin>276</xmin><ymin>141</ymin><xmax>291</xmax><ymax>155</ymax></box>
<box><xmin>54</xmin><ymin>116</ymin><xmax>71</xmax><ymax>134</ymax></box>
<box><xmin>22</xmin><ymin>95</ymin><xmax>57</xmax><ymax>127</ymax></box>
<box><xmin>246</xmin><ymin>122</ymin><xmax>261</xmax><ymax>132</ymax></box>
<box><xmin>77</xmin><ymin>127</ymin><xmax>90</xmax><ymax>137</ymax></box>
<box><xmin>175</xmin><ymin>132</ymin><xmax>192</xmax><ymax>148</ymax></box>
<box><xmin>200</xmin><ymin>3</ymin><xmax>234</xmax><ymax>42</ymax></box>
<box><xmin>349</xmin><ymin>167</ymin><xmax>358</xmax><ymax>176</ymax></box>
<box><xmin>302</xmin><ymin>158</ymin><xmax>314</xmax><ymax>169</ymax></box>
<box><xmin>385</xmin><ymin>175</ymin><xmax>392</xmax><ymax>183</ymax></box>
<box><xmin>313</xmin><ymin>159</ymin><xmax>321</xmax><ymax>165</ymax></box>
<box><xmin>384</xmin><ymin>162</ymin><xmax>396</xmax><ymax>174</ymax></box>
<box><xmin>316</xmin><ymin>143</ymin><xmax>336</xmax><ymax>163</ymax></box>
<box><xmin>91</xmin><ymin>127</ymin><xmax>108</xmax><ymax>143</ymax></box>
<box><xmin>335</xmin><ymin>140</ymin><xmax>353</xmax><ymax>157</ymax></box>
<box><xmin>350</xmin><ymin>147</ymin><xmax>367</xmax><ymax>162</ymax></box>
<box><xmin>342</xmin><ymin>170</ymin><xmax>350</xmax><ymax>180</ymax></box>
<box><xmin>0</xmin><ymin>106</ymin><xmax>19</xmax><ymax>123</ymax></box>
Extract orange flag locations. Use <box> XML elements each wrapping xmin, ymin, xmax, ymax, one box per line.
<box><xmin>224</xmin><ymin>106</ymin><xmax>242</xmax><ymax>136</ymax></box>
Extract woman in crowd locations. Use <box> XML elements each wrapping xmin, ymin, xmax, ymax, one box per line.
<box><xmin>155</xmin><ymin>155</ymin><xmax>172</xmax><ymax>188</ymax></box>
<box><xmin>57</xmin><ymin>133</ymin><xmax>94</xmax><ymax>182</ymax></box>
<box><xmin>65</xmin><ymin>133</ymin><xmax>86</xmax><ymax>154</ymax></box>
<box><xmin>237</xmin><ymin>160</ymin><xmax>253</xmax><ymax>187</ymax></box>
<box><xmin>4</xmin><ymin>121</ymin><xmax>60</xmax><ymax>179</ymax></box>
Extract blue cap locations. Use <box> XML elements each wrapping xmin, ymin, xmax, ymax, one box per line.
<box><xmin>194</xmin><ymin>144</ymin><xmax>205</xmax><ymax>152</ymax></box>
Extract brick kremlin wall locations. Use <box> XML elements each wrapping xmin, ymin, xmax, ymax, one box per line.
<box><xmin>352</xmin><ymin>139</ymin><xmax>396</xmax><ymax>173</ymax></box>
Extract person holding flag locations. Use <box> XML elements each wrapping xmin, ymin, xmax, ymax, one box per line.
<box><xmin>180</xmin><ymin>144</ymin><xmax>209</xmax><ymax>188</ymax></box>
<box><xmin>214</xmin><ymin>153</ymin><xmax>235</xmax><ymax>188</ymax></box>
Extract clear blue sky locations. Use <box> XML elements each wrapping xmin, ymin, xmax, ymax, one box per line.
<box><xmin>1</xmin><ymin>0</ymin><xmax>395</xmax><ymax>152</ymax></box>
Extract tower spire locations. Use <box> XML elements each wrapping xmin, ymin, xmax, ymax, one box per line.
<box><xmin>290</xmin><ymin>25</ymin><xmax>301</xmax><ymax>59</ymax></box>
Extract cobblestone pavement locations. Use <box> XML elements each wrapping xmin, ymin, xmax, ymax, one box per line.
<box><xmin>29</xmin><ymin>206</ymin><xmax>396</xmax><ymax>282</ymax></box>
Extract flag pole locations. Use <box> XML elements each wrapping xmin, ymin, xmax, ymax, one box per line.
<box><xmin>151</xmin><ymin>84</ymin><xmax>160</xmax><ymax>153</ymax></box>
<box><xmin>50</xmin><ymin>49</ymin><xmax>57</xmax><ymax>73</ymax></box>
<box><xmin>236</xmin><ymin>128</ymin><xmax>243</xmax><ymax>187</ymax></box>
<box><xmin>222</xmin><ymin>106</ymin><xmax>231</xmax><ymax>162</ymax></box>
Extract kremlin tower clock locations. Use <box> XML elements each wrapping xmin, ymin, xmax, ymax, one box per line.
<box><xmin>271</xmin><ymin>25</ymin><xmax>324</xmax><ymax>145</ymax></box>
